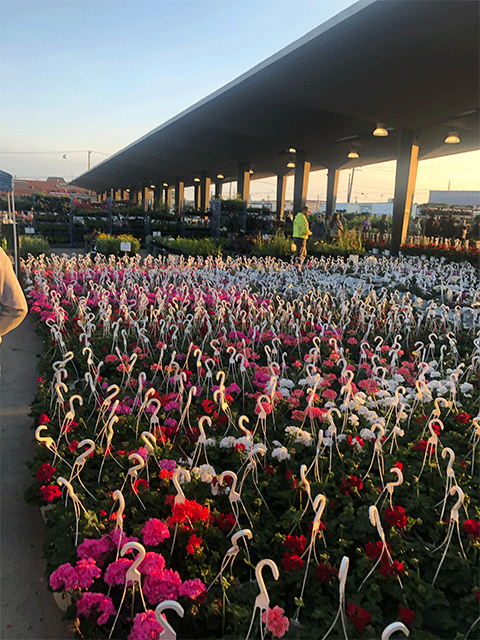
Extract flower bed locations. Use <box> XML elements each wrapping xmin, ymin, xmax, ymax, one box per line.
<box><xmin>22</xmin><ymin>252</ymin><xmax>479</xmax><ymax>640</ymax></box>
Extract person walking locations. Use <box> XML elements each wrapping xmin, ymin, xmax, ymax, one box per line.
<box><xmin>310</xmin><ymin>213</ymin><xmax>326</xmax><ymax>240</ymax></box>
<box><xmin>0</xmin><ymin>248</ymin><xmax>28</xmax><ymax>342</ymax></box>
<box><xmin>329</xmin><ymin>212</ymin><xmax>344</xmax><ymax>242</ymax></box>
<box><xmin>292</xmin><ymin>206</ymin><xmax>311</xmax><ymax>261</ymax></box>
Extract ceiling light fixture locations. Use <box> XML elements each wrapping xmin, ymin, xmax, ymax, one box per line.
<box><xmin>216</xmin><ymin>173</ymin><xmax>224</xmax><ymax>179</ymax></box>
<box><xmin>373</xmin><ymin>123</ymin><xmax>389</xmax><ymax>137</ymax></box>
<box><xmin>286</xmin><ymin>162</ymin><xmax>295</xmax><ymax>168</ymax></box>
<box><xmin>348</xmin><ymin>148</ymin><xmax>359</xmax><ymax>159</ymax></box>
<box><xmin>162</xmin><ymin>183</ymin><xmax>169</xmax><ymax>187</ymax></box>
<box><xmin>150</xmin><ymin>184</ymin><xmax>155</xmax><ymax>189</ymax></box>
<box><xmin>249</xmin><ymin>169</ymin><xmax>254</xmax><ymax>174</ymax></box>
<box><xmin>193</xmin><ymin>177</ymin><xmax>201</xmax><ymax>182</ymax></box>
<box><xmin>288</xmin><ymin>147</ymin><xmax>296</xmax><ymax>154</ymax></box>
<box><xmin>444</xmin><ymin>129</ymin><xmax>460</xmax><ymax>144</ymax></box>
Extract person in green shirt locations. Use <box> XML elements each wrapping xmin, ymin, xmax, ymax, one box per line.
<box><xmin>293</xmin><ymin>206</ymin><xmax>311</xmax><ymax>261</ymax></box>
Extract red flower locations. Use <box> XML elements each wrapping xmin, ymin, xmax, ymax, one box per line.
<box><xmin>281</xmin><ymin>552</ymin><xmax>303</xmax><ymax>572</ymax></box>
<box><xmin>69</xmin><ymin>440</ymin><xmax>78</xmax><ymax>452</ymax></box>
<box><xmin>40</xmin><ymin>484</ymin><xmax>62</xmax><ymax>502</ymax></box>
<box><xmin>455</xmin><ymin>412</ymin><xmax>471</xmax><ymax>425</ymax></box>
<box><xmin>365</xmin><ymin>540</ymin><xmax>391</xmax><ymax>563</ymax></box>
<box><xmin>379</xmin><ymin>560</ymin><xmax>404</xmax><ymax>578</ymax></box>
<box><xmin>132</xmin><ymin>478</ymin><xmax>149</xmax><ymax>494</ymax></box>
<box><xmin>398</xmin><ymin>604</ymin><xmax>416</xmax><ymax>625</ymax></box>
<box><xmin>186</xmin><ymin>534</ymin><xmax>203</xmax><ymax>554</ymax></box>
<box><xmin>167</xmin><ymin>498</ymin><xmax>210</xmax><ymax>527</ymax></box>
<box><xmin>264</xmin><ymin>464</ymin><xmax>276</xmax><ymax>477</ymax></box>
<box><xmin>36</xmin><ymin>463</ymin><xmax>56</xmax><ymax>483</ymax></box>
<box><xmin>215</xmin><ymin>512</ymin><xmax>236</xmax><ymax>534</ymax></box>
<box><xmin>341</xmin><ymin>475</ymin><xmax>363</xmax><ymax>495</ymax></box>
<box><xmin>284</xmin><ymin>535</ymin><xmax>307</xmax><ymax>554</ymax></box>
<box><xmin>463</xmin><ymin>519</ymin><xmax>480</xmax><ymax>539</ymax></box>
<box><xmin>39</xmin><ymin>414</ymin><xmax>50</xmax><ymax>425</ymax></box>
<box><xmin>385</xmin><ymin>505</ymin><xmax>407</xmax><ymax>529</ymax></box>
<box><xmin>315</xmin><ymin>562</ymin><xmax>338</xmax><ymax>584</ymax></box>
<box><xmin>346</xmin><ymin>603</ymin><xmax>371</xmax><ymax>632</ymax></box>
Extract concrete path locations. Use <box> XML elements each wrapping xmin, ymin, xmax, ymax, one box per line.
<box><xmin>1</xmin><ymin>313</ymin><xmax>72</xmax><ymax>639</ymax></box>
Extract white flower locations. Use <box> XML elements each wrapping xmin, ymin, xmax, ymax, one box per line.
<box><xmin>271</xmin><ymin>446</ymin><xmax>290</xmax><ymax>461</ymax></box>
<box><xmin>235</xmin><ymin>436</ymin><xmax>253</xmax><ymax>451</ymax></box>
<box><xmin>198</xmin><ymin>463</ymin><xmax>216</xmax><ymax>483</ymax></box>
<box><xmin>337</xmin><ymin>434</ymin><xmax>347</xmax><ymax>442</ymax></box>
<box><xmin>204</xmin><ymin>438</ymin><xmax>216</xmax><ymax>447</ymax></box>
<box><xmin>460</xmin><ymin>382</ymin><xmax>474</xmax><ymax>395</ymax></box>
<box><xmin>360</xmin><ymin>428</ymin><xmax>375</xmax><ymax>440</ymax></box>
<box><xmin>348</xmin><ymin>414</ymin><xmax>360</xmax><ymax>426</ymax></box>
<box><xmin>219</xmin><ymin>436</ymin><xmax>236</xmax><ymax>449</ymax></box>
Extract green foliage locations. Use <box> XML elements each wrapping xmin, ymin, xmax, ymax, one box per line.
<box><xmin>19</xmin><ymin>234</ymin><xmax>51</xmax><ymax>257</ymax></box>
<box><xmin>310</xmin><ymin>228</ymin><xmax>364</xmax><ymax>254</ymax></box>
<box><xmin>96</xmin><ymin>233</ymin><xmax>140</xmax><ymax>255</ymax></box>
<box><xmin>159</xmin><ymin>236</ymin><xmax>228</xmax><ymax>256</ymax></box>
<box><xmin>250</xmin><ymin>231</ymin><xmax>295</xmax><ymax>258</ymax></box>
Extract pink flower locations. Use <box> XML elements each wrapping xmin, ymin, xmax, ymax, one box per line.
<box><xmin>142</xmin><ymin>518</ymin><xmax>171</xmax><ymax>546</ymax></box>
<box><xmin>49</xmin><ymin>562</ymin><xmax>80</xmax><ymax>591</ymax></box>
<box><xmin>143</xmin><ymin>568</ymin><xmax>182</xmax><ymax>605</ymax></box>
<box><xmin>77</xmin><ymin>591</ymin><xmax>116</xmax><ymax>625</ymax></box>
<box><xmin>77</xmin><ymin>534</ymin><xmax>111</xmax><ymax>567</ymax></box>
<box><xmin>104</xmin><ymin>558</ymin><xmax>133</xmax><ymax>586</ymax></box>
<box><xmin>74</xmin><ymin>558</ymin><xmax>102</xmax><ymax>589</ymax></box>
<box><xmin>179</xmin><ymin>578</ymin><xmax>207</xmax><ymax>599</ymax></box>
<box><xmin>128</xmin><ymin>610</ymin><xmax>163</xmax><ymax>640</ymax></box>
<box><xmin>262</xmin><ymin>606</ymin><xmax>290</xmax><ymax>638</ymax></box>
<box><xmin>109</xmin><ymin>528</ymin><xmax>138</xmax><ymax>549</ymax></box>
<box><xmin>322</xmin><ymin>388</ymin><xmax>338</xmax><ymax>401</ymax></box>
<box><xmin>138</xmin><ymin>551</ymin><xmax>166</xmax><ymax>575</ymax></box>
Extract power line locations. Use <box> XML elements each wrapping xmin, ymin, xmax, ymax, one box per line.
<box><xmin>0</xmin><ymin>150</ymin><xmax>110</xmax><ymax>155</ymax></box>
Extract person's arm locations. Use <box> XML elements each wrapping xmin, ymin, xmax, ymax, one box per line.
<box><xmin>0</xmin><ymin>249</ymin><xmax>28</xmax><ymax>339</ymax></box>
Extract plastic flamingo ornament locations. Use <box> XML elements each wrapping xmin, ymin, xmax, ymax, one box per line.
<box><xmin>297</xmin><ymin>494</ymin><xmax>328</xmax><ymax>616</ymax></box>
<box><xmin>218</xmin><ymin>470</ymin><xmax>253</xmax><ymax>530</ymax></box>
<box><xmin>245</xmin><ymin>559</ymin><xmax>279</xmax><ymax>640</ymax></box>
<box><xmin>375</xmin><ymin>466</ymin><xmax>404</xmax><ymax>509</ymax></box>
<box><xmin>57</xmin><ymin>477</ymin><xmax>99</xmax><ymax>546</ymax></box>
<box><xmin>169</xmin><ymin>468</ymin><xmax>191</xmax><ymax>556</ymax></box>
<box><xmin>320</xmin><ymin>556</ymin><xmax>350</xmax><ymax>640</ymax></box>
<box><xmin>35</xmin><ymin>425</ymin><xmax>71</xmax><ymax>468</ymax></box>
<box><xmin>60</xmin><ymin>394</ymin><xmax>83</xmax><ymax>441</ymax></box>
<box><xmin>381</xmin><ymin>622</ymin><xmax>409</xmax><ymax>640</ymax></box>
<box><xmin>431</xmin><ymin>485</ymin><xmax>467</xmax><ymax>586</ymax></box>
<box><xmin>359</xmin><ymin>505</ymin><xmax>402</xmax><ymax>590</ymax></box>
<box><xmin>68</xmin><ymin>438</ymin><xmax>96</xmax><ymax>500</ymax></box>
<box><xmin>363</xmin><ymin>423</ymin><xmax>386</xmax><ymax>487</ymax></box>
<box><xmin>418</xmin><ymin>418</ymin><xmax>444</xmax><ymax>480</ymax></box>
<box><xmin>208</xmin><ymin>528</ymin><xmax>253</xmax><ymax>591</ymax></box>
<box><xmin>155</xmin><ymin>600</ymin><xmax>185</xmax><ymax>640</ymax></box>
<box><xmin>190</xmin><ymin>415</ymin><xmax>212</xmax><ymax>468</ymax></box>
<box><xmin>111</xmin><ymin>489</ymin><xmax>126</xmax><ymax>559</ymax></box>
<box><xmin>108</xmin><ymin>541</ymin><xmax>148</xmax><ymax>639</ymax></box>
<box><xmin>438</xmin><ymin>447</ymin><xmax>457</xmax><ymax>521</ymax></box>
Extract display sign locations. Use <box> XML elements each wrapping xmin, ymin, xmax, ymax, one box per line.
<box><xmin>0</xmin><ymin>170</ymin><xmax>13</xmax><ymax>192</ymax></box>
<box><xmin>120</xmin><ymin>241</ymin><xmax>132</xmax><ymax>252</ymax></box>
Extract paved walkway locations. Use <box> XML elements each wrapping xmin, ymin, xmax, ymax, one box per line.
<box><xmin>1</xmin><ymin>286</ymin><xmax>72</xmax><ymax>638</ymax></box>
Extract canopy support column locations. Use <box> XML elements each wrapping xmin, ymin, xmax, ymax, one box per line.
<box><xmin>325</xmin><ymin>168</ymin><xmax>340</xmax><ymax>218</ymax></box>
<box><xmin>237</xmin><ymin>163</ymin><xmax>251</xmax><ymax>203</ymax></box>
<box><xmin>293</xmin><ymin>152</ymin><xmax>310</xmax><ymax>215</ymax></box>
<box><xmin>391</xmin><ymin>130</ymin><xmax>419</xmax><ymax>256</ymax></box>
<box><xmin>174</xmin><ymin>178</ymin><xmax>185</xmax><ymax>215</ymax></box>
<box><xmin>276</xmin><ymin>174</ymin><xmax>287</xmax><ymax>221</ymax></box>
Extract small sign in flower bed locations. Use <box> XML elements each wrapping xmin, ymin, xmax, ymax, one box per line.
<box><xmin>22</xmin><ymin>252</ymin><xmax>479</xmax><ymax>640</ymax></box>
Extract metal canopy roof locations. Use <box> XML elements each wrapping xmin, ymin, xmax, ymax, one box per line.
<box><xmin>71</xmin><ymin>0</ymin><xmax>479</xmax><ymax>193</ymax></box>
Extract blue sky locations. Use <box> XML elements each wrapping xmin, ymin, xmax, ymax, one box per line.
<box><xmin>1</xmin><ymin>0</ymin><xmax>478</xmax><ymax>203</ymax></box>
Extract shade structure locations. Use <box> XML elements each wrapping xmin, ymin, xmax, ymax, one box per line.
<box><xmin>70</xmin><ymin>0</ymin><xmax>479</xmax><ymax>193</ymax></box>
